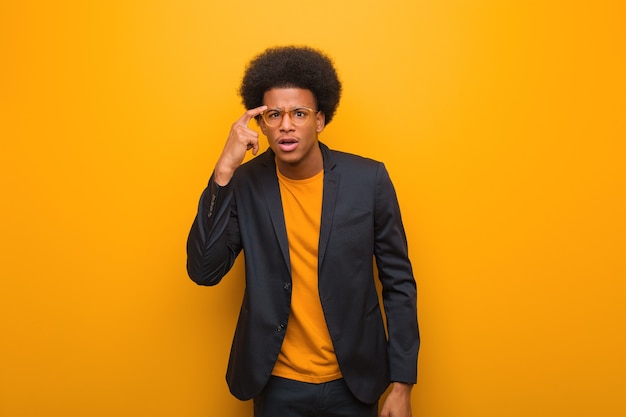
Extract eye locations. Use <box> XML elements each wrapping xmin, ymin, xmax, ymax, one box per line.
<box><xmin>266</xmin><ymin>110</ymin><xmax>281</xmax><ymax>119</ymax></box>
<box><xmin>293</xmin><ymin>109</ymin><xmax>308</xmax><ymax>119</ymax></box>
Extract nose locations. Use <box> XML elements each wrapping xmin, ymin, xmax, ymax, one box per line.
<box><xmin>278</xmin><ymin>111</ymin><xmax>295</xmax><ymax>131</ymax></box>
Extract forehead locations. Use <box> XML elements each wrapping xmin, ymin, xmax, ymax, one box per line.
<box><xmin>262</xmin><ymin>88</ymin><xmax>316</xmax><ymax>108</ymax></box>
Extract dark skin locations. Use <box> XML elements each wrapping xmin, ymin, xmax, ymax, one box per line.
<box><xmin>214</xmin><ymin>104</ymin><xmax>267</xmax><ymax>186</ymax></box>
<box><xmin>214</xmin><ymin>87</ymin><xmax>414</xmax><ymax>416</ymax></box>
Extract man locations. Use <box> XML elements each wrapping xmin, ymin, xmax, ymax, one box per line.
<box><xmin>187</xmin><ymin>45</ymin><xmax>419</xmax><ymax>417</ymax></box>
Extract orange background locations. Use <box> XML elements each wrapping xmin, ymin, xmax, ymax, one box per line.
<box><xmin>1</xmin><ymin>1</ymin><xmax>625</xmax><ymax>416</ymax></box>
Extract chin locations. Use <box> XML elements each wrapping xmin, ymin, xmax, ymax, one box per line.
<box><xmin>277</xmin><ymin>155</ymin><xmax>301</xmax><ymax>165</ymax></box>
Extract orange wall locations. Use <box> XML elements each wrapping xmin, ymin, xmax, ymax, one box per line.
<box><xmin>1</xmin><ymin>1</ymin><xmax>624</xmax><ymax>416</ymax></box>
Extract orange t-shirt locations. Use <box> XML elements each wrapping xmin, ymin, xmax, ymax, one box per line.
<box><xmin>271</xmin><ymin>168</ymin><xmax>343</xmax><ymax>383</ymax></box>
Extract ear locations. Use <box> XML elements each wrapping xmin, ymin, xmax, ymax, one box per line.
<box><xmin>316</xmin><ymin>112</ymin><xmax>326</xmax><ymax>133</ymax></box>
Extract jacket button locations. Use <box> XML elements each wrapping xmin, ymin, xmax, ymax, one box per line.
<box><xmin>277</xmin><ymin>323</ymin><xmax>285</xmax><ymax>332</ymax></box>
<box><xmin>283</xmin><ymin>283</ymin><xmax>291</xmax><ymax>291</ymax></box>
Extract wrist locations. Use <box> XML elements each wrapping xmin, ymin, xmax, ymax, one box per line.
<box><xmin>214</xmin><ymin>161</ymin><xmax>236</xmax><ymax>186</ymax></box>
<box><xmin>391</xmin><ymin>382</ymin><xmax>413</xmax><ymax>393</ymax></box>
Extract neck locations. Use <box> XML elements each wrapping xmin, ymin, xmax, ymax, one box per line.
<box><xmin>276</xmin><ymin>147</ymin><xmax>323</xmax><ymax>180</ymax></box>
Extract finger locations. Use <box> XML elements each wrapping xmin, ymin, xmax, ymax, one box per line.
<box><xmin>236</xmin><ymin>105</ymin><xmax>267</xmax><ymax>127</ymax></box>
<box><xmin>240</xmin><ymin>130</ymin><xmax>259</xmax><ymax>156</ymax></box>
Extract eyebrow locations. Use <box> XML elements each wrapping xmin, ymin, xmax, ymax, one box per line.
<box><xmin>266</xmin><ymin>106</ymin><xmax>313</xmax><ymax>111</ymax></box>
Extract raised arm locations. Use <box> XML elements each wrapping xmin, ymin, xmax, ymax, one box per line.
<box><xmin>186</xmin><ymin>106</ymin><xmax>266</xmax><ymax>285</ymax></box>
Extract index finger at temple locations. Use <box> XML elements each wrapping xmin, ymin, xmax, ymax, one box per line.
<box><xmin>237</xmin><ymin>105</ymin><xmax>267</xmax><ymax>126</ymax></box>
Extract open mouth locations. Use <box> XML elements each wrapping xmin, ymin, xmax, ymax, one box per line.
<box><xmin>278</xmin><ymin>138</ymin><xmax>298</xmax><ymax>152</ymax></box>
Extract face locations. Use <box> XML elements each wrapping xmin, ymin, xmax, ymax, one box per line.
<box><xmin>260</xmin><ymin>88</ymin><xmax>326</xmax><ymax>179</ymax></box>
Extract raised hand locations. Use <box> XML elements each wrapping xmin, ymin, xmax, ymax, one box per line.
<box><xmin>214</xmin><ymin>105</ymin><xmax>267</xmax><ymax>185</ymax></box>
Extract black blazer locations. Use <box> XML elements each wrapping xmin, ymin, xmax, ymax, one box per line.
<box><xmin>187</xmin><ymin>142</ymin><xmax>419</xmax><ymax>404</ymax></box>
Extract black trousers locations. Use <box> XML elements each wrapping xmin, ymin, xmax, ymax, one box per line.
<box><xmin>253</xmin><ymin>376</ymin><xmax>378</xmax><ymax>417</ymax></box>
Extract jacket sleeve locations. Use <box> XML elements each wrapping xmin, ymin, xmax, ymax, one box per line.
<box><xmin>186</xmin><ymin>173</ymin><xmax>242</xmax><ymax>286</ymax></box>
<box><xmin>373</xmin><ymin>163</ymin><xmax>420</xmax><ymax>383</ymax></box>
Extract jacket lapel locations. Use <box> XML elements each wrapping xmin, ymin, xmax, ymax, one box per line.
<box><xmin>318</xmin><ymin>143</ymin><xmax>339</xmax><ymax>267</ymax></box>
<box><xmin>258</xmin><ymin>149</ymin><xmax>291</xmax><ymax>273</ymax></box>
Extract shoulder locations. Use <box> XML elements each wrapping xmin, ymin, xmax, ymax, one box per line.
<box><xmin>322</xmin><ymin>145</ymin><xmax>392</xmax><ymax>193</ymax></box>
<box><xmin>321</xmin><ymin>143</ymin><xmax>384</xmax><ymax>172</ymax></box>
<box><xmin>331</xmin><ymin>150</ymin><xmax>381</xmax><ymax>167</ymax></box>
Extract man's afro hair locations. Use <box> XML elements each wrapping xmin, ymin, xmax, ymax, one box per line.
<box><xmin>239</xmin><ymin>45</ymin><xmax>342</xmax><ymax>125</ymax></box>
